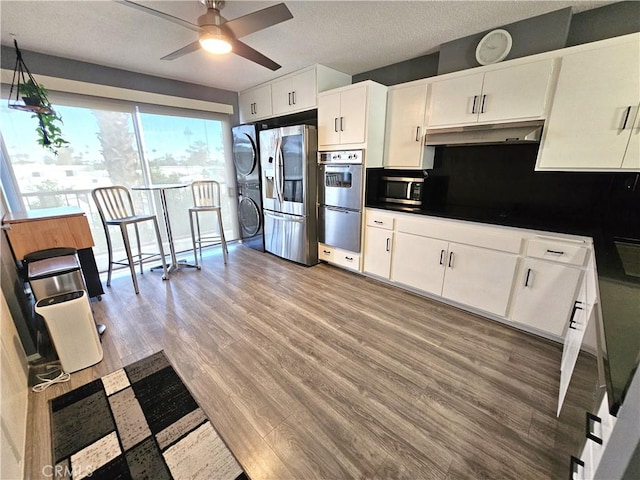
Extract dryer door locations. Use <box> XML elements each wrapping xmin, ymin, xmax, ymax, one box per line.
<box><xmin>233</xmin><ymin>130</ymin><xmax>258</xmax><ymax>178</ymax></box>
<box><xmin>238</xmin><ymin>196</ymin><xmax>261</xmax><ymax>238</ymax></box>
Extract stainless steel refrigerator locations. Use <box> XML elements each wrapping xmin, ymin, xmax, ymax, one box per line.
<box><xmin>260</xmin><ymin>125</ymin><xmax>318</xmax><ymax>266</ymax></box>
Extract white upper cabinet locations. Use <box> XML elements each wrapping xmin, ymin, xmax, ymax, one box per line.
<box><xmin>318</xmin><ymin>91</ymin><xmax>343</xmax><ymax>146</ymax></box>
<box><xmin>239</xmin><ymin>84</ymin><xmax>272</xmax><ymax>123</ymax></box>
<box><xmin>428</xmin><ymin>59</ymin><xmax>554</xmax><ymax>128</ymax></box>
<box><xmin>318</xmin><ymin>86</ymin><xmax>367</xmax><ymax>146</ymax></box>
<box><xmin>271</xmin><ymin>67</ymin><xmax>317</xmax><ymax>116</ymax></box>
<box><xmin>238</xmin><ymin>65</ymin><xmax>351</xmax><ymax>124</ymax></box>
<box><xmin>384</xmin><ymin>81</ymin><xmax>435</xmax><ymax>169</ymax></box>
<box><xmin>536</xmin><ymin>34</ymin><xmax>640</xmax><ymax>171</ymax></box>
<box><xmin>429</xmin><ymin>73</ymin><xmax>484</xmax><ymax>127</ymax></box>
<box><xmin>318</xmin><ymin>81</ymin><xmax>387</xmax><ymax>164</ymax></box>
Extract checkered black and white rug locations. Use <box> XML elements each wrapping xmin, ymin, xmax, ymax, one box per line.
<box><xmin>50</xmin><ymin>351</ymin><xmax>247</xmax><ymax>480</ymax></box>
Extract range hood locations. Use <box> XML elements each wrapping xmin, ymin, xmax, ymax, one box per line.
<box><xmin>425</xmin><ymin>120</ymin><xmax>544</xmax><ymax>146</ymax></box>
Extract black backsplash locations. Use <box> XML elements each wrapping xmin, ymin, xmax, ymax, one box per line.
<box><xmin>424</xmin><ymin>144</ymin><xmax>640</xmax><ymax>238</ymax></box>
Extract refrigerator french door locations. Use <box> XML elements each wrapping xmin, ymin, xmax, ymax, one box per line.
<box><xmin>260</xmin><ymin>125</ymin><xmax>318</xmax><ymax>266</ymax></box>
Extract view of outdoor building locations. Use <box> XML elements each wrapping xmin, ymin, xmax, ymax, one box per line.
<box><xmin>0</xmin><ymin>97</ymin><xmax>236</xmax><ymax>271</ymax></box>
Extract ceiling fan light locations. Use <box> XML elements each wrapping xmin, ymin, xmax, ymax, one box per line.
<box><xmin>199</xmin><ymin>32</ymin><xmax>232</xmax><ymax>54</ymax></box>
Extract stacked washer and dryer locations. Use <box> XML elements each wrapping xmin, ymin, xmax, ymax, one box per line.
<box><xmin>232</xmin><ymin>125</ymin><xmax>265</xmax><ymax>251</ymax></box>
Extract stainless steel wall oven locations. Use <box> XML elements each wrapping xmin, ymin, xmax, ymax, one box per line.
<box><xmin>317</xmin><ymin>150</ymin><xmax>364</xmax><ymax>253</ymax></box>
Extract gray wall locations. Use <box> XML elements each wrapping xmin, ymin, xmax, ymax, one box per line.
<box><xmin>354</xmin><ymin>1</ymin><xmax>640</xmax><ymax>87</ymax></box>
<box><xmin>437</xmin><ymin>8</ymin><xmax>571</xmax><ymax>75</ymax></box>
<box><xmin>567</xmin><ymin>1</ymin><xmax>640</xmax><ymax>47</ymax></box>
<box><xmin>352</xmin><ymin>53</ymin><xmax>439</xmax><ymax>87</ymax></box>
<box><xmin>0</xmin><ymin>46</ymin><xmax>240</xmax><ymax>125</ymax></box>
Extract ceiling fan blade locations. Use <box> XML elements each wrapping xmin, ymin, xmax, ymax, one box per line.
<box><xmin>116</xmin><ymin>0</ymin><xmax>201</xmax><ymax>33</ymax></box>
<box><xmin>161</xmin><ymin>41</ymin><xmax>201</xmax><ymax>61</ymax></box>
<box><xmin>225</xmin><ymin>3</ymin><xmax>293</xmax><ymax>38</ymax></box>
<box><xmin>231</xmin><ymin>39</ymin><xmax>281</xmax><ymax>71</ymax></box>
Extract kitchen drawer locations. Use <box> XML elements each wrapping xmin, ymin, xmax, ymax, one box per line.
<box><xmin>318</xmin><ymin>243</ymin><xmax>361</xmax><ymax>272</ymax></box>
<box><xmin>366</xmin><ymin>210</ymin><xmax>395</xmax><ymax>230</ymax></box>
<box><xmin>527</xmin><ymin>238</ymin><xmax>588</xmax><ymax>266</ymax></box>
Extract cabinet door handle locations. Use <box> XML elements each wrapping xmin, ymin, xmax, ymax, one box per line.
<box><xmin>386</xmin><ymin>238</ymin><xmax>390</xmax><ymax>252</ymax></box>
<box><xmin>471</xmin><ymin>95</ymin><xmax>479</xmax><ymax>114</ymax></box>
<box><xmin>480</xmin><ymin>94</ymin><xmax>487</xmax><ymax>114</ymax></box>
<box><xmin>292</xmin><ymin>91</ymin><xmax>296</xmax><ymax>105</ymax></box>
<box><xmin>250</xmin><ymin>103</ymin><xmax>254</xmax><ymax>115</ymax></box>
<box><xmin>621</xmin><ymin>106</ymin><xmax>632</xmax><ymax>130</ymax></box>
<box><xmin>288</xmin><ymin>92</ymin><xmax>292</xmax><ymax>106</ymax></box>
<box><xmin>524</xmin><ymin>268</ymin><xmax>532</xmax><ymax>287</ymax></box>
<box><xmin>585</xmin><ymin>412</ymin><xmax>603</xmax><ymax>445</ymax></box>
<box><xmin>415</xmin><ymin>126</ymin><xmax>421</xmax><ymax>142</ymax></box>
<box><xmin>323</xmin><ymin>249</ymin><xmax>331</xmax><ymax>254</ymax></box>
<box><xmin>569</xmin><ymin>456</ymin><xmax>584</xmax><ymax>480</ymax></box>
<box><xmin>374</xmin><ymin>220</ymin><xmax>383</xmax><ymax>225</ymax></box>
<box><xmin>568</xmin><ymin>301</ymin><xmax>583</xmax><ymax>330</ymax></box>
<box><xmin>340</xmin><ymin>117</ymin><xmax>344</xmax><ymax>132</ymax></box>
<box><xmin>448</xmin><ymin>251</ymin><xmax>454</xmax><ymax>268</ymax></box>
<box><xmin>439</xmin><ymin>249</ymin><xmax>446</xmax><ymax>265</ymax></box>
<box><xmin>546</xmin><ymin>249</ymin><xmax>565</xmax><ymax>256</ymax></box>
<box><xmin>345</xmin><ymin>256</ymin><xmax>353</xmax><ymax>261</ymax></box>
<box><xmin>334</xmin><ymin>117</ymin><xmax>339</xmax><ymax>133</ymax></box>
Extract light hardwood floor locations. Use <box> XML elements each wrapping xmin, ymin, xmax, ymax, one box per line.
<box><xmin>24</xmin><ymin>244</ymin><xmax>598</xmax><ymax>479</ymax></box>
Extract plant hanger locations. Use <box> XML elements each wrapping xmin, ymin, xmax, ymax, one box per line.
<box><xmin>8</xmin><ymin>38</ymin><xmax>53</xmax><ymax>115</ymax></box>
<box><xmin>7</xmin><ymin>38</ymin><xmax>68</xmax><ymax>154</ymax></box>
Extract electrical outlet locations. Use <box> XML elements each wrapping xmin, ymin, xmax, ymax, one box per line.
<box><xmin>623</xmin><ymin>174</ymin><xmax>639</xmax><ymax>192</ymax></box>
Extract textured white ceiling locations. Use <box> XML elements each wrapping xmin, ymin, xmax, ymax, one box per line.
<box><xmin>0</xmin><ymin>0</ymin><xmax>614</xmax><ymax>92</ymax></box>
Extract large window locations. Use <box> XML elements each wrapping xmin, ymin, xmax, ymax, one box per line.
<box><xmin>0</xmin><ymin>91</ymin><xmax>236</xmax><ymax>270</ymax></box>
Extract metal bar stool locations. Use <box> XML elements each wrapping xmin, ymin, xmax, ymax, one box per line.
<box><xmin>92</xmin><ymin>186</ymin><xmax>168</xmax><ymax>294</ymax></box>
<box><xmin>189</xmin><ymin>180</ymin><xmax>228</xmax><ymax>268</ymax></box>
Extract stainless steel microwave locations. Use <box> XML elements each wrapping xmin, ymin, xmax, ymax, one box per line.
<box><xmin>381</xmin><ymin>176</ymin><xmax>424</xmax><ymax>206</ymax></box>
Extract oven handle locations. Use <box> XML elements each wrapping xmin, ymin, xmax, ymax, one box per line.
<box><xmin>323</xmin><ymin>164</ymin><xmax>354</xmax><ymax>170</ymax></box>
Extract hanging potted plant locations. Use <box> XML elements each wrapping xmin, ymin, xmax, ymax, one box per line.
<box><xmin>8</xmin><ymin>39</ymin><xmax>69</xmax><ymax>156</ymax></box>
<box><xmin>17</xmin><ymin>79</ymin><xmax>69</xmax><ymax>155</ymax></box>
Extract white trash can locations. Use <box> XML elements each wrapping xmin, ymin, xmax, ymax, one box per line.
<box><xmin>34</xmin><ymin>290</ymin><xmax>103</xmax><ymax>373</ymax></box>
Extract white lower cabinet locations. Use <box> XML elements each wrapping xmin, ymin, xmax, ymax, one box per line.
<box><xmin>392</xmin><ymin>232</ymin><xmax>448</xmax><ymax>296</ymax></box>
<box><xmin>363</xmin><ymin>226</ymin><xmax>393</xmax><ymax>279</ymax></box>
<box><xmin>363</xmin><ymin>210</ymin><xmax>395</xmax><ymax>278</ymax></box>
<box><xmin>364</xmin><ymin>209</ymin><xmax>594</xmax><ymax>341</ymax></box>
<box><xmin>572</xmin><ymin>390</ymin><xmax>618</xmax><ymax>480</ymax></box>
<box><xmin>559</xmin><ymin>272</ymin><xmax>594</xmax><ymax>415</ymax></box>
<box><xmin>441</xmin><ymin>242</ymin><xmax>518</xmax><ymax>317</ymax></box>
<box><xmin>391</xmin><ymin>226</ymin><xmax>519</xmax><ymax>317</ymax></box>
<box><xmin>511</xmin><ymin>258</ymin><xmax>582</xmax><ymax>336</ymax></box>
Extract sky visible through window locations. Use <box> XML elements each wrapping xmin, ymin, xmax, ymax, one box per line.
<box><xmin>1</xmin><ymin>101</ymin><xmax>235</xmax><ymax>270</ymax></box>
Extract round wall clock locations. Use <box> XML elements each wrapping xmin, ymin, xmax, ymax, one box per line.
<box><xmin>475</xmin><ymin>29</ymin><xmax>513</xmax><ymax>66</ymax></box>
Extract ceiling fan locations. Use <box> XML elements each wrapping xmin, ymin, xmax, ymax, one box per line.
<box><xmin>118</xmin><ymin>0</ymin><xmax>293</xmax><ymax>70</ymax></box>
